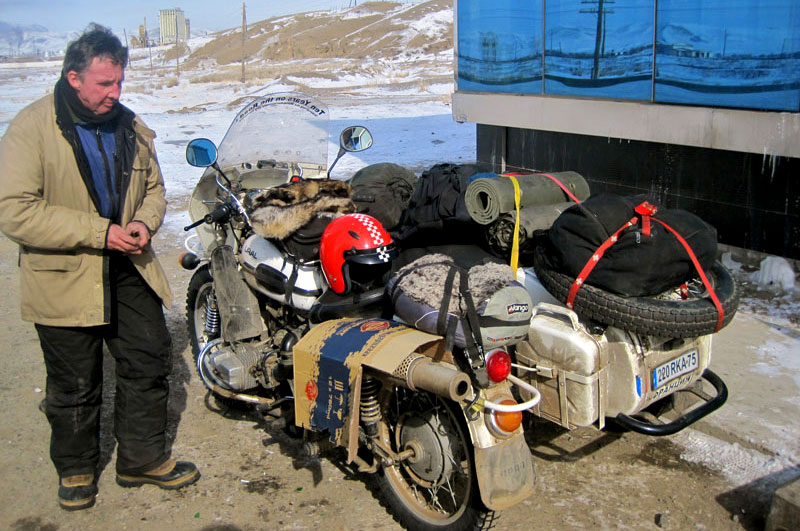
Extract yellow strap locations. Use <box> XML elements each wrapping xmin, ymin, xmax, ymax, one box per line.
<box><xmin>501</xmin><ymin>174</ymin><xmax>521</xmax><ymax>276</ymax></box>
<box><xmin>469</xmin><ymin>396</ymin><xmax>486</xmax><ymax>414</ymax></box>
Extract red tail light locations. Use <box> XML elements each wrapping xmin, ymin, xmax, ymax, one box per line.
<box><xmin>486</xmin><ymin>349</ymin><xmax>512</xmax><ymax>383</ymax></box>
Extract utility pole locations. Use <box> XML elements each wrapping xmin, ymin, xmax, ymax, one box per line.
<box><xmin>580</xmin><ymin>0</ymin><xmax>614</xmax><ymax>80</ymax></box>
<box><xmin>722</xmin><ymin>29</ymin><xmax>728</xmax><ymax>57</ymax></box>
<box><xmin>123</xmin><ymin>28</ymin><xmax>131</xmax><ymax>70</ymax></box>
<box><xmin>241</xmin><ymin>2</ymin><xmax>247</xmax><ymax>83</ymax></box>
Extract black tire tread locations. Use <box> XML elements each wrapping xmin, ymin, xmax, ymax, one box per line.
<box><xmin>186</xmin><ymin>264</ymin><xmax>214</xmax><ymax>359</ymax></box>
<box><xmin>372</xmin><ymin>472</ymin><xmax>498</xmax><ymax>531</ymax></box>
<box><xmin>532</xmin><ymin>246</ymin><xmax>739</xmax><ymax>337</ymax></box>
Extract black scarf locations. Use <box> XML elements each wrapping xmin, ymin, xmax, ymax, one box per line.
<box><xmin>54</xmin><ymin>76</ymin><xmax>121</xmax><ymax>125</ymax></box>
<box><xmin>54</xmin><ymin>75</ymin><xmax>137</xmax><ymax>224</ymax></box>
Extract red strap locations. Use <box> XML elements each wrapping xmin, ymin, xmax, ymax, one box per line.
<box><xmin>650</xmin><ymin>217</ymin><xmax>725</xmax><ymax>332</ymax></box>
<box><xmin>539</xmin><ymin>173</ymin><xmax>582</xmax><ymax>203</ymax></box>
<box><xmin>552</xmin><ymin>193</ymin><xmax>723</xmax><ymax>331</ymax></box>
<box><xmin>566</xmin><ymin>217</ymin><xmax>639</xmax><ymax>309</ymax></box>
<box><xmin>502</xmin><ymin>172</ymin><xmax>582</xmax><ymax>203</ymax></box>
<box><xmin>635</xmin><ymin>201</ymin><xmax>657</xmax><ymax>237</ymax></box>
<box><xmin>565</xmin><ymin>214</ymin><xmax>724</xmax><ymax>333</ymax></box>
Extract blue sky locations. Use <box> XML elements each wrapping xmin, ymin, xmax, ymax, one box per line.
<box><xmin>0</xmin><ymin>1</ymin><xmax>422</xmax><ymax>34</ymax></box>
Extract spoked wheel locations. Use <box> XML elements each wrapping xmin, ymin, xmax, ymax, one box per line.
<box><xmin>375</xmin><ymin>388</ymin><xmax>496</xmax><ymax>531</ymax></box>
<box><xmin>186</xmin><ymin>265</ymin><xmax>219</xmax><ymax>358</ymax></box>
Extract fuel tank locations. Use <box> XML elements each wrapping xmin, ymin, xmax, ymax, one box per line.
<box><xmin>239</xmin><ymin>234</ymin><xmax>326</xmax><ymax>311</ymax></box>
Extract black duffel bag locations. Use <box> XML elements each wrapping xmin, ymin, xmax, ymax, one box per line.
<box><xmin>540</xmin><ymin>194</ymin><xmax>718</xmax><ymax>297</ymax></box>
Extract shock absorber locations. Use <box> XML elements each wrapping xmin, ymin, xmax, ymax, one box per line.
<box><xmin>360</xmin><ymin>376</ymin><xmax>382</xmax><ymax>437</ymax></box>
<box><xmin>204</xmin><ymin>292</ymin><xmax>220</xmax><ymax>337</ymax></box>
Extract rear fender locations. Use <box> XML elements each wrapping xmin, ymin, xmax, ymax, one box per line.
<box><xmin>460</xmin><ymin>381</ymin><xmax>534</xmax><ymax>510</ymax></box>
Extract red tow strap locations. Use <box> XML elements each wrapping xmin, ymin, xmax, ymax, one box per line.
<box><xmin>565</xmin><ymin>217</ymin><xmax>639</xmax><ymax>310</ymax></box>
<box><xmin>634</xmin><ymin>201</ymin><xmax>657</xmax><ymax>237</ymax></box>
<box><xmin>650</xmin><ymin>217</ymin><xmax>725</xmax><ymax>332</ymax></box>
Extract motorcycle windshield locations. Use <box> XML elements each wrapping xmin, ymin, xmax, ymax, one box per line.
<box><xmin>215</xmin><ymin>92</ymin><xmax>329</xmax><ymax>171</ymax></box>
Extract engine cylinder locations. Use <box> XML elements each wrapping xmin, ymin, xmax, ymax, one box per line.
<box><xmin>204</xmin><ymin>343</ymin><xmax>263</xmax><ymax>391</ymax></box>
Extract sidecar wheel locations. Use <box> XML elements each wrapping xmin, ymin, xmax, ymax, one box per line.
<box><xmin>186</xmin><ymin>265</ymin><xmax>218</xmax><ymax>358</ymax></box>
<box><xmin>374</xmin><ymin>388</ymin><xmax>497</xmax><ymax>531</ymax></box>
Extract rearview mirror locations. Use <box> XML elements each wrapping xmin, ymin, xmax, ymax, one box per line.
<box><xmin>186</xmin><ymin>138</ymin><xmax>218</xmax><ymax>167</ymax></box>
<box><xmin>339</xmin><ymin>126</ymin><xmax>373</xmax><ymax>153</ymax></box>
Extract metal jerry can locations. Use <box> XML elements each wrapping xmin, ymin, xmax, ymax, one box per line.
<box><xmin>516</xmin><ymin>303</ymin><xmax>713</xmax><ymax>430</ymax></box>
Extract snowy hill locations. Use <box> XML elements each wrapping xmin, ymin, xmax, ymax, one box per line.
<box><xmin>0</xmin><ymin>21</ymin><xmax>78</xmax><ymax>58</ymax></box>
<box><xmin>119</xmin><ymin>1</ymin><xmax>454</xmax><ymax>96</ymax></box>
<box><xmin>0</xmin><ymin>0</ymin><xmax>452</xmax><ymax>65</ymax></box>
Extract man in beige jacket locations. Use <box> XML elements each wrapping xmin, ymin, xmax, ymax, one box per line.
<box><xmin>0</xmin><ymin>24</ymin><xmax>198</xmax><ymax>511</ymax></box>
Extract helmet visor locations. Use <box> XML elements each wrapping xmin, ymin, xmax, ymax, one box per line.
<box><xmin>345</xmin><ymin>243</ymin><xmax>398</xmax><ymax>265</ymax></box>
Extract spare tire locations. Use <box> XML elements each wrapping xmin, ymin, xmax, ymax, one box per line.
<box><xmin>532</xmin><ymin>245</ymin><xmax>739</xmax><ymax>337</ymax></box>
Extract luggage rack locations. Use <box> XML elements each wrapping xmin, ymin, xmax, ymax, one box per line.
<box><xmin>613</xmin><ymin>369</ymin><xmax>728</xmax><ymax>436</ymax></box>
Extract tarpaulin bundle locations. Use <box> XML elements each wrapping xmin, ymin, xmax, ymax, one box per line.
<box><xmin>465</xmin><ymin>171</ymin><xmax>590</xmax><ymax>225</ymax></box>
<box><xmin>394</xmin><ymin>162</ymin><xmax>484</xmax><ymax>248</ymax></box>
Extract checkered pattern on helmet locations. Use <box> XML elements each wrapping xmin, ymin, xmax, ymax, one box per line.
<box><xmin>376</xmin><ymin>246</ymin><xmax>391</xmax><ymax>262</ymax></box>
<box><xmin>353</xmin><ymin>213</ymin><xmax>386</xmax><ymax>247</ymax></box>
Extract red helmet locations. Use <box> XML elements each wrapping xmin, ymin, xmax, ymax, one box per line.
<box><xmin>320</xmin><ymin>213</ymin><xmax>397</xmax><ymax>294</ymax></box>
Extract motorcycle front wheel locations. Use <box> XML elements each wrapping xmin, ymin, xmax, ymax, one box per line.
<box><xmin>374</xmin><ymin>388</ymin><xmax>497</xmax><ymax>531</ymax></box>
<box><xmin>186</xmin><ymin>264</ymin><xmax>218</xmax><ymax>358</ymax></box>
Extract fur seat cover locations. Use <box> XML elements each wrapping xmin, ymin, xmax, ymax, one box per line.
<box><xmin>249</xmin><ymin>179</ymin><xmax>356</xmax><ymax>239</ymax></box>
<box><xmin>387</xmin><ymin>254</ymin><xmax>532</xmax><ymax>348</ymax></box>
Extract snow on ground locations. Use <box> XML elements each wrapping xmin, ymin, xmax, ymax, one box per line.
<box><xmin>1</xmin><ymin>59</ymin><xmax>799</xmax><ymax>496</ymax></box>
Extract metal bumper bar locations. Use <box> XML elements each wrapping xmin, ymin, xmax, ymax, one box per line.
<box><xmin>613</xmin><ymin>369</ymin><xmax>728</xmax><ymax>436</ymax></box>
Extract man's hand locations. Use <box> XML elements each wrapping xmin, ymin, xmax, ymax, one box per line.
<box><xmin>125</xmin><ymin>221</ymin><xmax>151</xmax><ymax>249</ymax></box>
<box><xmin>107</xmin><ymin>222</ymin><xmax>150</xmax><ymax>255</ymax></box>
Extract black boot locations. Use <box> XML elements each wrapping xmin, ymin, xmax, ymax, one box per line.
<box><xmin>116</xmin><ymin>459</ymin><xmax>200</xmax><ymax>490</ymax></box>
<box><xmin>58</xmin><ymin>474</ymin><xmax>97</xmax><ymax>511</ymax></box>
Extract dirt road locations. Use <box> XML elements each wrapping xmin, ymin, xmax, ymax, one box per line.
<box><xmin>0</xmin><ymin>207</ymin><xmax>759</xmax><ymax>531</ymax></box>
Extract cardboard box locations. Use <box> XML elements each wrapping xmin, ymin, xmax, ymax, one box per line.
<box><xmin>293</xmin><ymin>318</ymin><xmax>442</xmax><ymax>461</ymax></box>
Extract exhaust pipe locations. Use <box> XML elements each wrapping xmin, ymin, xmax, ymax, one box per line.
<box><xmin>390</xmin><ymin>356</ymin><xmax>471</xmax><ymax>402</ymax></box>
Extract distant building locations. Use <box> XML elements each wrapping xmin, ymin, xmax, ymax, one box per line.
<box><xmin>159</xmin><ymin>8</ymin><xmax>190</xmax><ymax>44</ymax></box>
<box><xmin>137</xmin><ymin>25</ymin><xmax>148</xmax><ymax>47</ymax></box>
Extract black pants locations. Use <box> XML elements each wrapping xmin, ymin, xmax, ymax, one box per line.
<box><xmin>35</xmin><ymin>255</ymin><xmax>172</xmax><ymax>478</ymax></box>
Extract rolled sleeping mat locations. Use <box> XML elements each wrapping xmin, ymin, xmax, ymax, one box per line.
<box><xmin>465</xmin><ymin>171</ymin><xmax>590</xmax><ymax>225</ymax></box>
<box><xmin>485</xmin><ymin>202</ymin><xmax>575</xmax><ymax>254</ymax></box>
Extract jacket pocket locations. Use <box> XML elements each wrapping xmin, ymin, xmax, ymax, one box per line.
<box><xmin>24</xmin><ymin>249</ymin><xmax>82</xmax><ymax>272</ymax></box>
<box><xmin>132</xmin><ymin>153</ymin><xmax>151</xmax><ymax>172</ymax></box>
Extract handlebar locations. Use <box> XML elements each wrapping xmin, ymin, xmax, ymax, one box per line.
<box><xmin>183</xmin><ymin>202</ymin><xmax>234</xmax><ymax>231</ymax></box>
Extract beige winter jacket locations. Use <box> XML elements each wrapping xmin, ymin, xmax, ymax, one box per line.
<box><xmin>0</xmin><ymin>93</ymin><xmax>172</xmax><ymax>326</ymax></box>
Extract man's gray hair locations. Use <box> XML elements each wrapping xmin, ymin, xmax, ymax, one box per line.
<box><xmin>62</xmin><ymin>23</ymin><xmax>128</xmax><ymax>77</ymax></box>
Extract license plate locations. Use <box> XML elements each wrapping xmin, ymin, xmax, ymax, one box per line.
<box><xmin>652</xmin><ymin>350</ymin><xmax>699</xmax><ymax>389</ymax></box>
